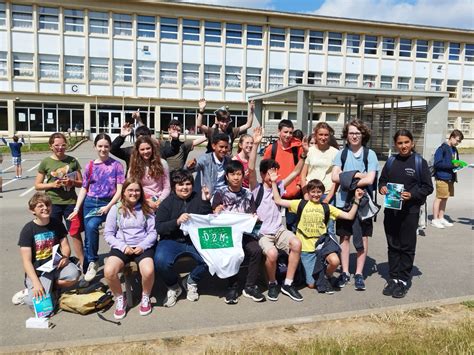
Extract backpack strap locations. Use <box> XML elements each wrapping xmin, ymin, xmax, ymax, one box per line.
<box><xmin>271</xmin><ymin>141</ymin><xmax>278</xmax><ymax>160</ymax></box>
<box><xmin>295</xmin><ymin>199</ymin><xmax>308</xmax><ymax>229</ymax></box>
<box><xmin>85</xmin><ymin>160</ymin><xmax>94</xmax><ymax>191</ymax></box>
<box><xmin>362</xmin><ymin>146</ymin><xmax>369</xmax><ymax>173</ymax></box>
<box><xmin>254</xmin><ymin>183</ymin><xmax>264</xmax><ymax>207</ymax></box>
<box><xmin>414</xmin><ymin>153</ymin><xmax>423</xmax><ymax>187</ymax></box>
<box><xmin>341</xmin><ymin>146</ymin><xmax>348</xmax><ymax>170</ymax></box>
<box><xmin>385</xmin><ymin>155</ymin><xmax>396</xmax><ymax>174</ymax></box>
<box><xmin>291</xmin><ymin>146</ymin><xmax>299</xmax><ymax>166</ymax></box>
<box><xmin>322</xmin><ymin>202</ymin><xmax>330</xmax><ymax>227</ymax></box>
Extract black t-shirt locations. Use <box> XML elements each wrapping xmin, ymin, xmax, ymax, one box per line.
<box><xmin>18</xmin><ymin>219</ymin><xmax>67</xmax><ymax>275</ymax></box>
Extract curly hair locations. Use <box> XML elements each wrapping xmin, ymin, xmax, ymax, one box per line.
<box><xmin>48</xmin><ymin>132</ymin><xmax>68</xmax><ymax>145</ymax></box>
<box><xmin>341</xmin><ymin>119</ymin><xmax>371</xmax><ymax>146</ymax></box>
<box><xmin>119</xmin><ymin>178</ymin><xmax>154</xmax><ymax>218</ymax></box>
<box><xmin>129</xmin><ymin>135</ymin><xmax>164</xmax><ymax>180</ymax></box>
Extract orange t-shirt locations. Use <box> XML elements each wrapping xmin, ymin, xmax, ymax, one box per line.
<box><xmin>263</xmin><ymin>138</ymin><xmax>303</xmax><ymax>198</ymax></box>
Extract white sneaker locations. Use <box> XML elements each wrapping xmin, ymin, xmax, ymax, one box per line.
<box><xmin>12</xmin><ymin>288</ymin><xmax>28</xmax><ymax>305</ymax></box>
<box><xmin>182</xmin><ymin>276</ymin><xmax>199</xmax><ymax>302</ymax></box>
<box><xmin>440</xmin><ymin>218</ymin><xmax>453</xmax><ymax>227</ymax></box>
<box><xmin>163</xmin><ymin>285</ymin><xmax>182</xmax><ymax>307</ymax></box>
<box><xmin>431</xmin><ymin>219</ymin><xmax>445</xmax><ymax>229</ymax></box>
<box><xmin>84</xmin><ymin>261</ymin><xmax>98</xmax><ymax>282</ymax></box>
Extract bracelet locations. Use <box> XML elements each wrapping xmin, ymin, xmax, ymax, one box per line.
<box><xmin>354</xmin><ymin>200</ymin><xmax>360</xmax><ymax>206</ymax></box>
<box><xmin>300</xmin><ymin>154</ymin><xmax>307</xmax><ymax>159</ymax></box>
<box><xmin>73</xmin><ymin>207</ymin><xmax>79</xmax><ymax>212</ymax></box>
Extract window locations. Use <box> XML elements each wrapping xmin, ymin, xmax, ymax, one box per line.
<box><xmin>380</xmin><ymin>75</ymin><xmax>393</xmax><ymax>89</ymax></box>
<box><xmin>246</xmin><ymin>67</ymin><xmax>261</xmax><ymax>89</ymax></box>
<box><xmin>205</xmin><ymin>21</ymin><xmax>221</xmax><ymax>43</ymax></box>
<box><xmin>204</xmin><ymin>65</ymin><xmax>221</xmax><ymax>87</ymax></box>
<box><xmin>461</xmin><ymin>118</ymin><xmax>471</xmax><ymax>137</ymax></box>
<box><xmin>414</xmin><ymin>77</ymin><xmax>426</xmax><ymax>90</ymax></box>
<box><xmin>327</xmin><ymin>72</ymin><xmax>341</xmax><ymax>86</ymax></box>
<box><xmin>183</xmin><ymin>19</ymin><xmax>200</xmax><ymax>41</ymax></box>
<box><xmin>137</xmin><ymin>61</ymin><xmax>155</xmax><ymax>83</ymax></box>
<box><xmin>13</xmin><ymin>53</ymin><xmax>34</xmax><ymax>77</ymax></box>
<box><xmin>308</xmin><ymin>71</ymin><xmax>322</xmax><ymax>85</ymax></box>
<box><xmin>416</xmin><ymin>40</ymin><xmax>428</xmax><ymax>59</ymax></box>
<box><xmin>464</xmin><ymin>44</ymin><xmax>474</xmax><ymax>62</ymax></box>
<box><xmin>0</xmin><ymin>3</ymin><xmax>5</xmax><ymax>27</ymax></box>
<box><xmin>268</xmin><ymin>69</ymin><xmax>284</xmax><ymax>90</ymax></box>
<box><xmin>0</xmin><ymin>52</ymin><xmax>7</xmax><ymax>76</ymax></box>
<box><xmin>399</xmin><ymin>38</ymin><xmax>412</xmax><ymax>57</ymax></box>
<box><xmin>290</xmin><ymin>29</ymin><xmax>304</xmax><ymax>49</ymax></box>
<box><xmin>430</xmin><ymin>79</ymin><xmax>443</xmax><ymax>91</ymax></box>
<box><xmin>269</xmin><ymin>111</ymin><xmax>282</xmax><ymax>121</ymax></box>
<box><xmin>449</xmin><ymin>42</ymin><xmax>460</xmax><ymax>61</ymax></box>
<box><xmin>12</xmin><ymin>5</ymin><xmax>33</xmax><ymax>29</ymax></box>
<box><xmin>226</xmin><ymin>23</ymin><xmax>242</xmax><ymax>45</ymax></box>
<box><xmin>161</xmin><ymin>17</ymin><xmax>178</xmax><ymax>40</ymax></box>
<box><xmin>326</xmin><ymin>113</ymin><xmax>339</xmax><ymax>122</ymax></box>
<box><xmin>113</xmin><ymin>14</ymin><xmax>132</xmax><ymax>36</ymax></box>
<box><xmin>433</xmin><ymin>41</ymin><xmax>445</xmax><ymax>60</ymax></box>
<box><xmin>363</xmin><ymin>35</ymin><xmax>378</xmax><ymax>55</ymax></box>
<box><xmin>182</xmin><ymin>63</ymin><xmax>199</xmax><ymax>86</ymax></box>
<box><xmin>270</xmin><ymin>27</ymin><xmax>285</xmax><ymax>48</ymax></box>
<box><xmin>225</xmin><ymin>66</ymin><xmax>241</xmax><ymax>88</ymax></box>
<box><xmin>346</xmin><ymin>34</ymin><xmax>360</xmax><ymax>54</ymax></box>
<box><xmin>89</xmin><ymin>11</ymin><xmax>109</xmax><ymax>34</ymax></box>
<box><xmin>39</xmin><ymin>55</ymin><xmax>59</xmax><ymax>79</ymax></box>
<box><xmin>64</xmin><ymin>9</ymin><xmax>84</xmax><ymax>32</ymax></box>
<box><xmin>89</xmin><ymin>58</ymin><xmax>109</xmax><ymax>81</ymax></box>
<box><xmin>345</xmin><ymin>74</ymin><xmax>358</xmax><ymax>87</ymax></box>
<box><xmin>64</xmin><ymin>56</ymin><xmax>84</xmax><ymax>80</ymax></box>
<box><xmin>447</xmin><ymin>117</ymin><xmax>456</xmax><ymax>131</ymax></box>
<box><xmin>309</xmin><ymin>31</ymin><xmax>323</xmax><ymax>51</ymax></box>
<box><xmin>397</xmin><ymin>77</ymin><xmax>410</xmax><ymax>90</ymax></box>
<box><xmin>462</xmin><ymin>81</ymin><xmax>473</xmax><ymax>99</ymax></box>
<box><xmin>328</xmin><ymin>32</ymin><xmax>342</xmax><ymax>52</ymax></box>
<box><xmin>114</xmin><ymin>60</ymin><xmax>132</xmax><ymax>82</ymax></box>
<box><xmin>137</xmin><ymin>16</ymin><xmax>155</xmax><ymax>38</ymax></box>
<box><xmin>382</xmin><ymin>37</ymin><xmax>395</xmax><ymax>56</ymax></box>
<box><xmin>363</xmin><ymin>75</ymin><xmax>376</xmax><ymax>88</ymax></box>
<box><xmin>447</xmin><ymin>80</ymin><xmax>458</xmax><ymax>98</ymax></box>
<box><xmin>39</xmin><ymin>7</ymin><xmax>59</xmax><ymax>31</ymax></box>
<box><xmin>288</xmin><ymin>70</ymin><xmax>303</xmax><ymax>85</ymax></box>
<box><xmin>160</xmin><ymin>62</ymin><xmax>178</xmax><ymax>85</ymax></box>
<box><xmin>247</xmin><ymin>25</ymin><xmax>263</xmax><ymax>46</ymax></box>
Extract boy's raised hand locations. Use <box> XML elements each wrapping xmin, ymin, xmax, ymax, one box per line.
<box><xmin>201</xmin><ymin>185</ymin><xmax>211</xmax><ymax>201</ymax></box>
<box><xmin>249</xmin><ymin>100</ymin><xmax>255</xmax><ymax>113</ymax></box>
<box><xmin>198</xmin><ymin>98</ymin><xmax>207</xmax><ymax>111</ymax></box>
<box><xmin>120</xmin><ymin>122</ymin><xmax>132</xmax><ymax>137</ymax></box>
<box><xmin>252</xmin><ymin>126</ymin><xmax>263</xmax><ymax>145</ymax></box>
<box><xmin>302</xmin><ymin>135</ymin><xmax>310</xmax><ymax>154</ymax></box>
<box><xmin>268</xmin><ymin>168</ymin><xmax>279</xmax><ymax>183</ymax></box>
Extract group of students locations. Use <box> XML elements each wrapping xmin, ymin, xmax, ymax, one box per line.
<box><xmin>13</xmin><ymin>98</ymin><xmax>463</xmax><ymax>321</ymax></box>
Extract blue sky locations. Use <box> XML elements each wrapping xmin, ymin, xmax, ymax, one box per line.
<box><xmin>182</xmin><ymin>0</ymin><xmax>473</xmax><ymax>30</ymax></box>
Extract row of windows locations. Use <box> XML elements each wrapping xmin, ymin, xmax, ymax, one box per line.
<box><xmin>1</xmin><ymin>3</ymin><xmax>472</xmax><ymax>62</ymax></box>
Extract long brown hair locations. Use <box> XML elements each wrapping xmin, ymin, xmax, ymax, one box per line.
<box><xmin>129</xmin><ymin>135</ymin><xmax>164</xmax><ymax>180</ymax></box>
<box><xmin>119</xmin><ymin>178</ymin><xmax>154</xmax><ymax>218</ymax></box>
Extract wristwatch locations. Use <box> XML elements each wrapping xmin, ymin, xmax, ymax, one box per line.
<box><xmin>300</xmin><ymin>154</ymin><xmax>307</xmax><ymax>159</ymax></box>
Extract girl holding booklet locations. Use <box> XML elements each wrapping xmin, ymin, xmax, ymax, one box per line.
<box><xmin>378</xmin><ymin>129</ymin><xmax>433</xmax><ymax>299</ymax></box>
<box><xmin>35</xmin><ymin>133</ymin><xmax>84</xmax><ymax>268</ymax></box>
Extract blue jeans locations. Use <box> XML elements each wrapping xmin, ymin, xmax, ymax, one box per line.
<box><xmin>154</xmin><ymin>239</ymin><xmax>208</xmax><ymax>287</ymax></box>
<box><xmin>300</xmin><ymin>251</ymin><xmax>317</xmax><ymax>286</ymax></box>
<box><xmin>51</xmin><ymin>204</ymin><xmax>75</xmax><ymax>231</ymax></box>
<box><xmin>83</xmin><ymin>196</ymin><xmax>110</xmax><ymax>270</ymax></box>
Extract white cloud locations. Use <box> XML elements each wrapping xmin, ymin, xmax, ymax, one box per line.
<box><xmin>313</xmin><ymin>0</ymin><xmax>474</xmax><ymax>30</ymax></box>
<box><xmin>177</xmin><ymin>0</ymin><xmax>273</xmax><ymax>9</ymax></box>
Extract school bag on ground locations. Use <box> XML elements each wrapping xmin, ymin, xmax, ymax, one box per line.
<box><xmin>59</xmin><ymin>285</ymin><xmax>113</xmax><ymax>315</ymax></box>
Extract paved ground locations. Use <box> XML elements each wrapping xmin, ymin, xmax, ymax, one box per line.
<box><xmin>1</xmin><ymin>142</ymin><xmax>473</xmax><ymax>351</ymax></box>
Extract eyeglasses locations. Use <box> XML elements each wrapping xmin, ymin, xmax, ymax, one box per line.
<box><xmin>348</xmin><ymin>132</ymin><xmax>362</xmax><ymax>136</ymax></box>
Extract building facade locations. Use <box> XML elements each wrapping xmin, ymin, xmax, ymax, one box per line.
<box><xmin>0</xmin><ymin>0</ymin><xmax>472</xmax><ymax>145</ymax></box>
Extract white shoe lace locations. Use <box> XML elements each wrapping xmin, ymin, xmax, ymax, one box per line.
<box><xmin>115</xmin><ymin>296</ymin><xmax>125</xmax><ymax>311</ymax></box>
<box><xmin>141</xmin><ymin>294</ymin><xmax>150</xmax><ymax>308</ymax></box>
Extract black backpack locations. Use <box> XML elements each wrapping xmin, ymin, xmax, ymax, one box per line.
<box><xmin>271</xmin><ymin>141</ymin><xmax>299</xmax><ymax>166</ymax></box>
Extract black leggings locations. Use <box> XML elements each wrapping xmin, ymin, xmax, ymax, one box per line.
<box><xmin>228</xmin><ymin>235</ymin><xmax>262</xmax><ymax>288</ymax></box>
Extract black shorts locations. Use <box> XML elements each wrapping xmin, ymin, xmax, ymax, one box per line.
<box><xmin>336</xmin><ymin>218</ymin><xmax>373</xmax><ymax>237</ymax></box>
<box><xmin>109</xmin><ymin>247</ymin><xmax>155</xmax><ymax>265</ymax></box>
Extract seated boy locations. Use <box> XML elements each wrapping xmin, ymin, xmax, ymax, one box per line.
<box><xmin>212</xmin><ymin>160</ymin><xmax>263</xmax><ymax>304</ymax></box>
<box><xmin>154</xmin><ymin>170</ymin><xmax>212</xmax><ymax>307</ymax></box>
<box><xmin>271</xmin><ymin>176</ymin><xmax>364</xmax><ymax>293</ymax></box>
<box><xmin>247</xmin><ymin>127</ymin><xmax>305</xmax><ymax>302</ymax></box>
<box><xmin>15</xmin><ymin>192</ymin><xmax>80</xmax><ymax>307</ymax></box>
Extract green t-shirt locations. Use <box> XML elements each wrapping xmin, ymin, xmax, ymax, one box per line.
<box><xmin>38</xmin><ymin>156</ymin><xmax>81</xmax><ymax>205</ymax></box>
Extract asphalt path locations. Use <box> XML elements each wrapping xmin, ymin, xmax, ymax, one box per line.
<box><xmin>1</xmin><ymin>142</ymin><xmax>473</xmax><ymax>351</ymax></box>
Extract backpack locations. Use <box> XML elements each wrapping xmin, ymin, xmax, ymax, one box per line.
<box><xmin>271</xmin><ymin>141</ymin><xmax>299</xmax><ymax>166</ymax></box>
<box><xmin>59</xmin><ymin>286</ymin><xmax>113</xmax><ymax>315</ymax></box>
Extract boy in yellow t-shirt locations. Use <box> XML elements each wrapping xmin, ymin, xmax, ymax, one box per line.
<box><xmin>271</xmin><ymin>175</ymin><xmax>363</xmax><ymax>292</ymax></box>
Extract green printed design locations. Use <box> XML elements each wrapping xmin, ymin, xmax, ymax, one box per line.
<box><xmin>198</xmin><ymin>227</ymin><xmax>233</xmax><ymax>249</ymax></box>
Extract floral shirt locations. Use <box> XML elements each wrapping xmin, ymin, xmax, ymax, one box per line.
<box><xmin>82</xmin><ymin>158</ymin><xmax>125</xmax><ymax>198</ymax></box>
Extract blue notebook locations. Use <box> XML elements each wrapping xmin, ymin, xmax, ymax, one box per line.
<box><xmin>32</xmin><ymin>294</ymin><xmax>54</xmax><ymax>318</ymax></box>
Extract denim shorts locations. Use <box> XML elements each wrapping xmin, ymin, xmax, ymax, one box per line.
<box><xmin>300</xmin><ymin>251</ymin><xmax>317</xmax><ymax>286</ymax></box>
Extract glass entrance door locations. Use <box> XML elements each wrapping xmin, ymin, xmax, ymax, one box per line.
<box><xmin>96</xmin><ymin>110</ymin><xmax>124</xmax><ymax>140</ymax></box>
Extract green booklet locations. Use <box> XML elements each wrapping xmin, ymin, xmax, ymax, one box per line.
<box><xmin>384</xmin><ymin>183</ymin><xmax>404</xmax><ymax>210</ymax></box>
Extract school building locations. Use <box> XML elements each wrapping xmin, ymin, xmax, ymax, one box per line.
<box><xmin>0</xmin><ymin>0</ymin><xmax>472</xmax><ymax>150</ymax></box>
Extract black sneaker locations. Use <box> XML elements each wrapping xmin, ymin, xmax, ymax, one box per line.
<box><xmin>324</xmin><ymin>277</ymin><xmax>335</xmax><ymax>294</ymax></box>
<box><xmin>267</xmin><ymin>283</ymin><xmax>280</xmax><ymax>301</ymax></box>
<box><xmin>354</xmin><ymin>274</ymin><xmax>366</xmax><ymax>291</ymax></box>
<box><xmin>242</xmin><ymin>285</ymin><xmax>265</xmax><ymax>302</ymax></box>
<box><xmin>281</xmin><ymin>284</ymin><xmax>304</xmax><ymax>302</ymax></box>
<box><xmin>382</xmin><ymin>279</ymin><xmax>399</xmax><ymax>296</ymax></box>
<box><xmin>337</xmin><ymin>272</ymin><xmax>351</xmax><ymax>288</ymax></box>
<box><xmin>224</xmin><ymin>286</ymin><xmax>239</xmax><ymax>304</ymax></box>
<box><xmin>392</xmin><ymin>282</ymin><xmax>408</xmax><ymax>299</ymax></box>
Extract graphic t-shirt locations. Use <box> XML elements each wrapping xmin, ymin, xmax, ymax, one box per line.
<box><xmin>18</xmin><ymin>219</ymin><xmax>67</xmax><ymax>276</ymax></box>
<box><xmin>82</xmin><ymin>158</ymin><xmax>125</xmax><ymax>198</ymax></box>
<box><xmin>180</xmin><ymin>212</ymin><xmax>257</xmax><ymax>278</ymax></box>
<box><xmin>38</xmin><ymin>156</ymin><xmax>81</xmax><ymax>205</ymax></box>
<box><xmin>305</xmin><ymin>146</ymin><xmax>339</xmax><ymax>193</ymax></box>
<box><xmin>212</xmin><ymin>186</ymin><xmax>256</xmax><ymax>214</ymax></box>
<box><xmin>288</xmin><ymin>200</ymin><xmax>340</xmax><ymax>252</ymax></box>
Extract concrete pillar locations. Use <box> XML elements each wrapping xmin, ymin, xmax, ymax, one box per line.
<box><xmin>7</xmin><ymin>99</ymin><xmax>15</xmax><ymax>135</ymax></box>
<box><xmin>154</xmin><ymin>105</ymin><xmax>161</xmax><ymax>137</ymax></box>
<box><xmin>424</xmin><ymin>96</ymin><xmax>449</xmax><ymax>159</ymax></box>
<box><xmin>84</xmin><ymin>102</ymin><xmax>91</xmax><ymax>138</ymax></box>
<box><xmin>296</xmin><ymin>90</ymin><xmax>309</xmax><ymax>135</ymax></box>
<box><xmin>254</xmin><ymin>99</ymin><xmax>263</xmax><ymax>128</ymax></box>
